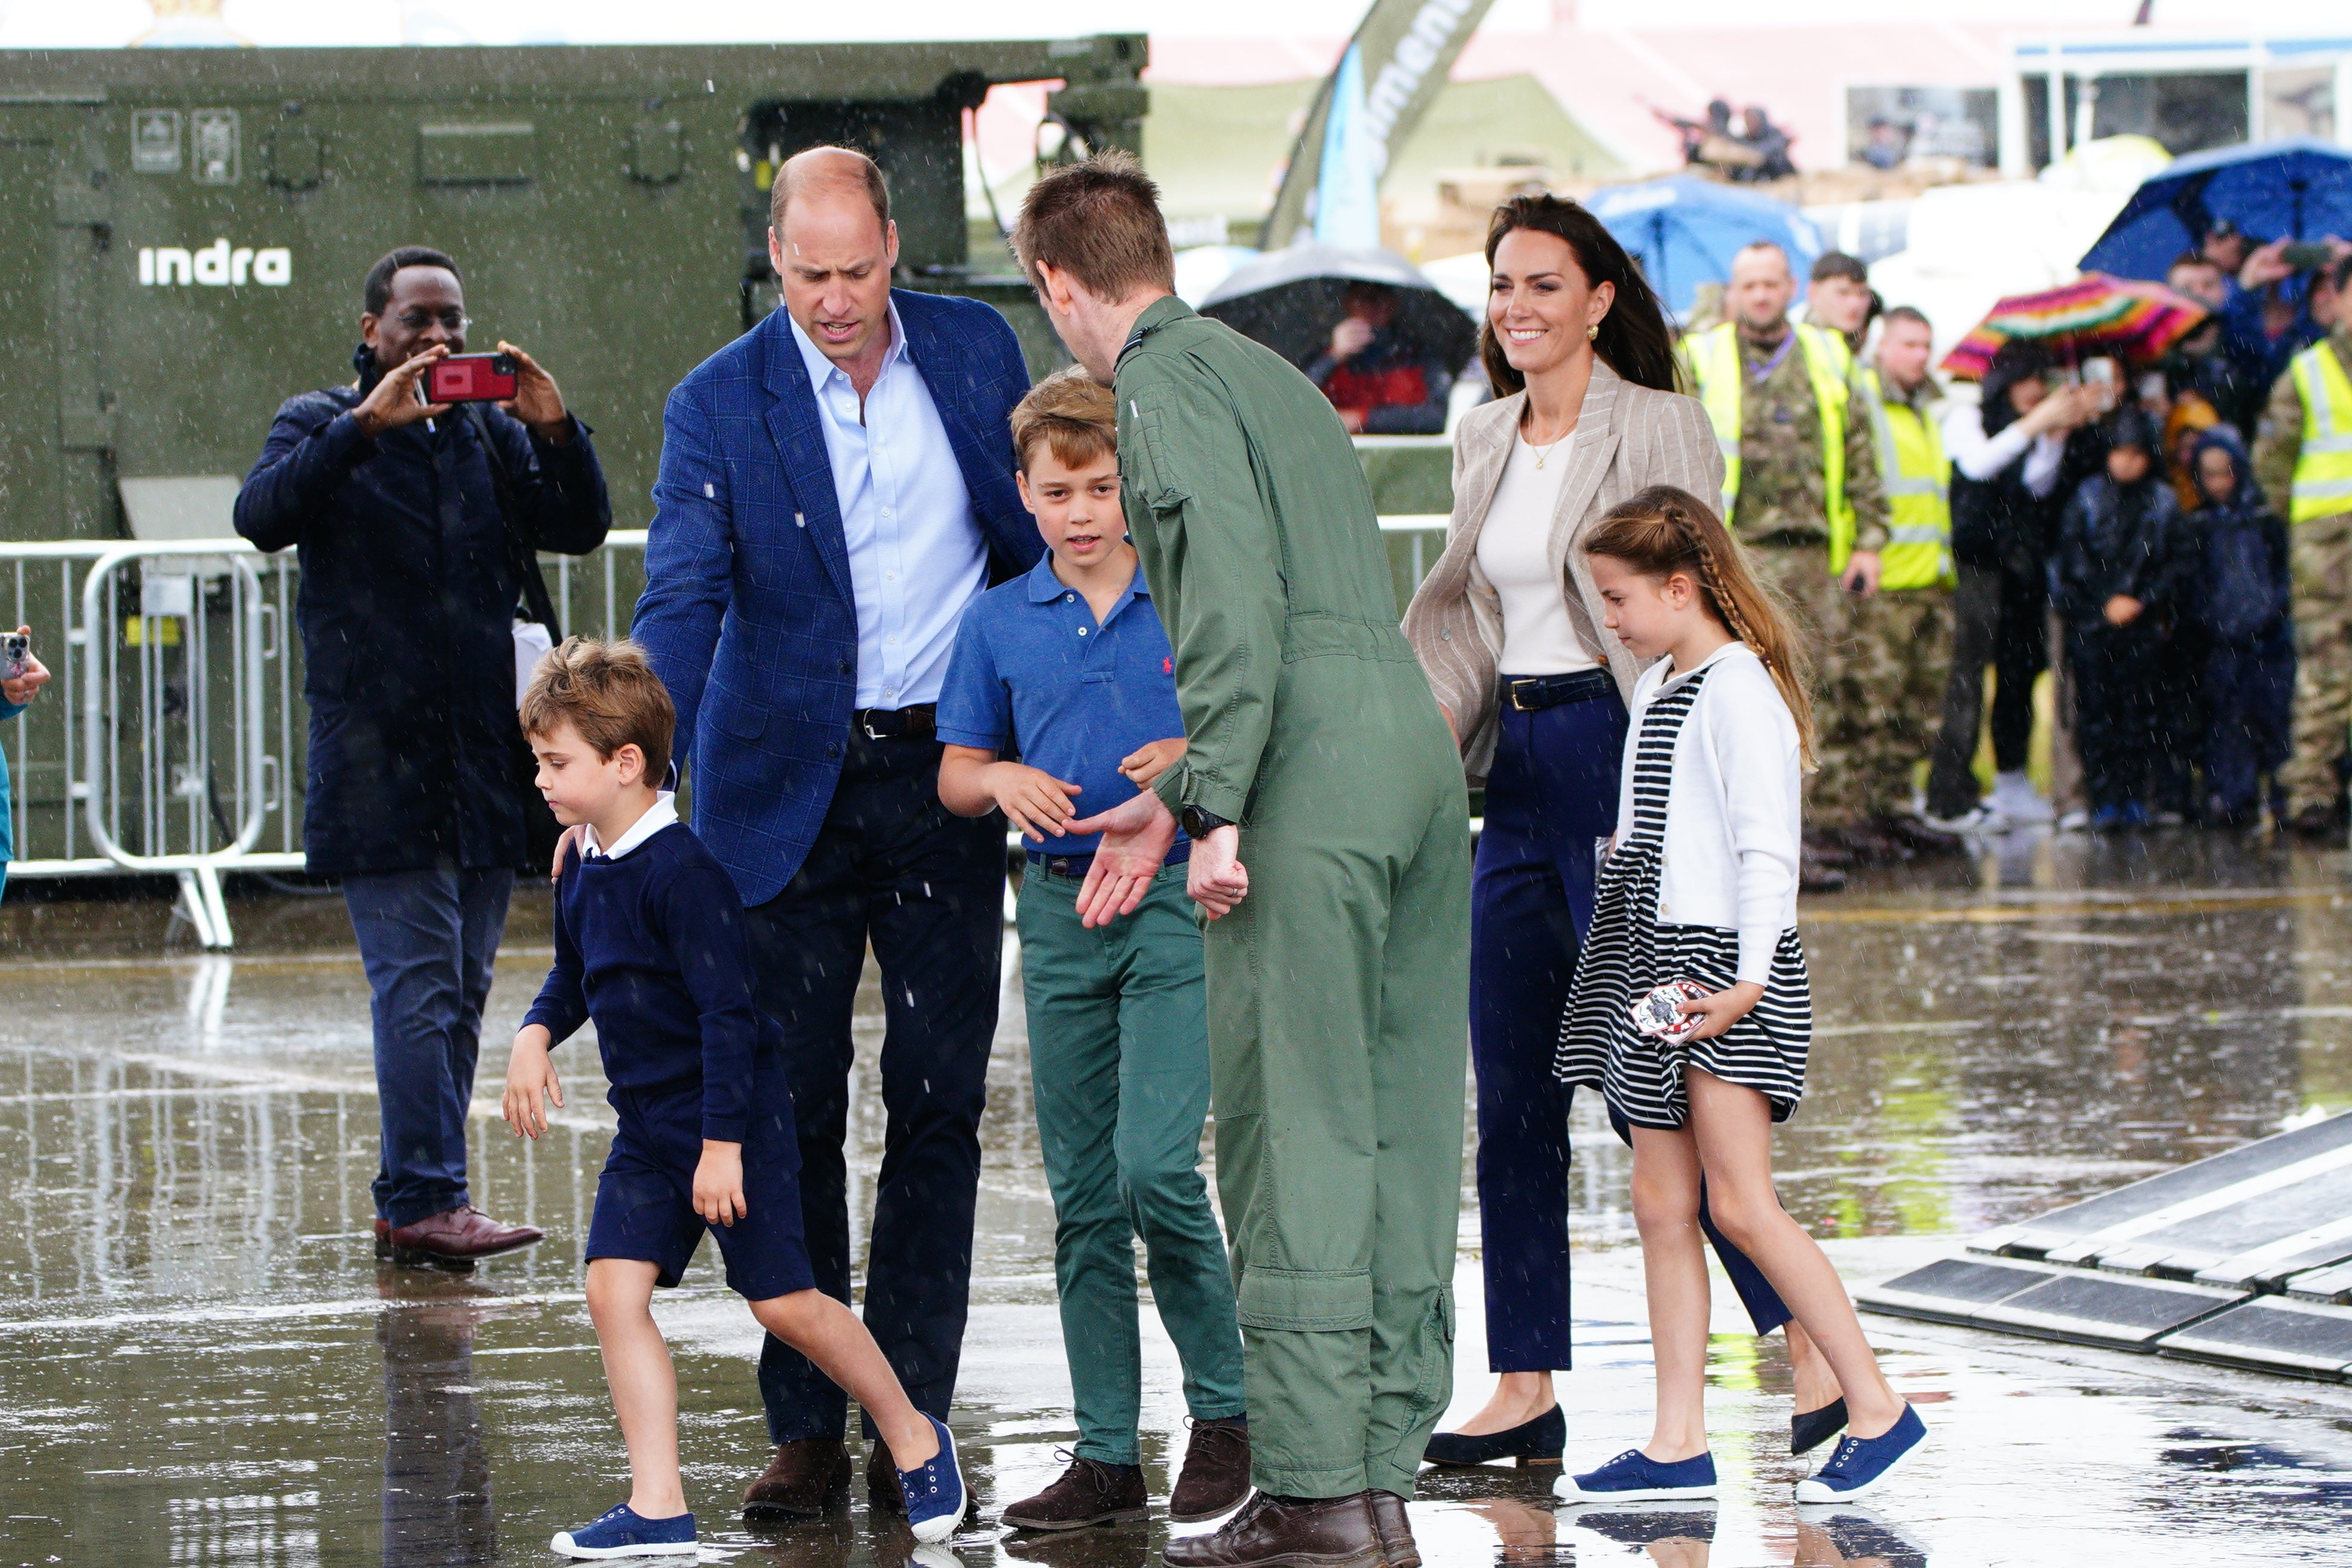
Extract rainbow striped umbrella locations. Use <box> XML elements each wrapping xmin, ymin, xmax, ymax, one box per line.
<box><xmin>1940</xmin><ymin>273</ymin><xmax>2210</xmax><ymax>381</ymax></box>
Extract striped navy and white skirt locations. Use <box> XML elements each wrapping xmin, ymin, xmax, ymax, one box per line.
<box><xmin>1553</xmin><ymin>662</ymin><xmax>1813</xmax><ymax>1129</ymax></box>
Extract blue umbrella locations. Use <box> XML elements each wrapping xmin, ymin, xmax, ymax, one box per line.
<box><xmin>2080</xmin><ymin>138</ymin><xmax>2352</xmax><ymax>280</ymax></box>
<box><xmin>1584</xmin><ymin>175</ymin><xmax>1824</xmax><ymax>321</ymax></box>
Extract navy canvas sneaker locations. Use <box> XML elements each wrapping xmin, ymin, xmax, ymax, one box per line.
<box><xmin>1795</xmin><ymin>1404</ymin><xmax>1927</xmax><ymax>1503</ymax></box>
<box><xmin>897</xmin><ymin>1414</ymin><xmax>967</xmax><ymax>1544</ymax></box>
<box><xmin>549</xmin><ymin>1502</ymin><xmax>697</xmax><ymax>1558</ymax></box>
<box><xmin>1555</xmin><ymin>1448</ymin><xmax>1717</xmax><ymax>1502</ymax></box>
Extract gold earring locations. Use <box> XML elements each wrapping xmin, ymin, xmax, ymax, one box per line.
<box><xmin>1586</xmin><ymin>324</ymin><xmax>1599</xmax><ymax>341</ymax></box>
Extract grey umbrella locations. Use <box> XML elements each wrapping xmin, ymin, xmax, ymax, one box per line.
<box><xmin>1197</xmin><ymin>242</ymin><xmax>1480</xmax><ymax>372</ymax></box>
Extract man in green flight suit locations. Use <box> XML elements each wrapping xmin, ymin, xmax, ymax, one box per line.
<box><xmin>1012</xmin><ymin>153</ymin><xmax>1471</xmax><ymax>1568</ymax></box>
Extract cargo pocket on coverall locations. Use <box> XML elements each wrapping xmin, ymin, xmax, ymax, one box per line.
<box><xmin>1402</xmin><ymin>1284</ymin><xmax>1457</xmax><ymax>1428</ymax></box>
<box><xmin>1236</xmin><ymin>1267</ymin><xmax>1375</xmax><ymax>1333</ymax></box>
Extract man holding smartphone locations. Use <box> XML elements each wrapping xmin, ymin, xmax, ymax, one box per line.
<box><xmin>235</xmin><ymin>244</ymin><xmax>611</xmax><ymax>1267</ymax></box>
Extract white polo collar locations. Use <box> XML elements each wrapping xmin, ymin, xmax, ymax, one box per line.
<box><xmin>583</xmin><ymin>792</ymin><xmax>678</xmax><ymax>861</ymax></box>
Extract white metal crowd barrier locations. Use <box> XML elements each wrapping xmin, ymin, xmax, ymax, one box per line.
<box><xmin>4</xmin><ymin>519</ymin><xmax>1451</xmax><ymax>950</ymax></box>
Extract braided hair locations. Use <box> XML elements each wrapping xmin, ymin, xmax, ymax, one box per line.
<box><xmin>1581</xmin><ymin>485</ymin><xmax>1817</xmax><ymax>767</ymax></box>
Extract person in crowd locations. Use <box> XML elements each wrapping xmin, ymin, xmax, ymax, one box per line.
<box><xmin>2164</xmin><ymin>388</ymin><xmax>2224</xmax><ymax>513</ymax></box>
<box><xmin>1681</xmin><ymin>241</ymin><xmax>1937</xmax><ymax>884</ymax></box>
<box><xmin>1859</xmin><ymin>117</ymin><xmax>1907</xmax><ymax>172</ymax></box>
<box><xmin>2051</xmin><ymin>409</ymin><xmax>2192</xmax><ymax>831</ymax></box>
<box><xmin>2187</xmin><ymin>428</ymin><xmax>2295</xmax><ymax>828</ymax></box>
<box><xmin>2256</xmin><ymin>253</ymin><xmax>2352</xmax><ymax>837</ymax></box>
<box><xmin>234</xmin><ymin>244</ymin><xmax>610</xmax><ymax>1267</ymax></box>
<box><xmin>1922</xmin><ymin>348</ymin><xmax>2102</xmax><ymax>832</ymax></box>
<box><xmin>1805</xmin><ymin>254</ymin><xmax>1877</xmax><ymax>355</ymax></box>
<box><xmin>502</xmin><ymin>639</ymin><xmax>964</xmax><ymax>1558</ymax></box>
<box><xmin>1553</xmin><ymin>486</ymin><xmax>1924</xmax><ymax>1506</ymax></box>
<box><xmin>0</xmin><ymin>629</ymin><xmax>50</xmax><ymax>904</ymax></box>
<box><xmin>1854</xmin><ymin>307</ymin><xmax>1958</xmax><ymax>833</ymax></box>
<box><xmin>1734</xmin><ymin>106</ymin><xmax>1796</xmax><ymax>183</ymax></box>
<box><xmin>1400</xmin><ymin>194</ymin><xmax>1840</xmax><ymax>1474</ymax></box>
<box><xmin>2224</xmin><ymin>238</ymin><xmax>2349</xmax><ymax>422</ymax></box>
<box><xmin>2164</xmin><ymin>252</ymin><xmax>2264</xmax><ymax>437</ymax></box>
<box><xmin>1016</xmin><ymin>151</ymin><xmax>1469</xmax><ymax>1568</ymax></box>
<box><xmin>934</xmin><ymin>369</ymin><xmax>1251</xmax><ymax>1531</ymax></box>
<box><xmin>1303</xmin><ymin>281</ymin><xmax>1452</xmax><ymax>435</ymax></box>
<box><xmin>2201</xmin><ymin>220</ymin><xmax>2251</xmax><ymax>278</ymax></box>
<box><xmin>628</xmin><ymin>145</ymin><xmax>1037</xmax><ymax>1520</ymax></box>
<box><xmin>1653</xmin><ymin>99</ymin><xmax>1735</xmax><ymax>170</ymax></box>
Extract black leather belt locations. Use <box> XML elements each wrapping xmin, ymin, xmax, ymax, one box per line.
<box><xmin>1502</xmin><ymin>669</ymin><xmax>1615</xmax><ymax>713</ymax></box>
<box><xmin>1028</xmin><ymin>841</ymin><xmax>1193</xmax><ymax>880</ymax></box>
<box><xmin>853</xmin><ymin>703</ymin><xmax>936</xmax><ymax>741</ymax></box>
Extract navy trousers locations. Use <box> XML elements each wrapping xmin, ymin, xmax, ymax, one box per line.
<box><xmin>742</xmin><ymin>729</ymin><xmax>1003</xmax><ymax>1444</ymax></box>
<box><xmin>1473</xmin><ymin>676</ymin><xmax>1789</xmax><ymax>1373</ymax></box>
<box><xmin>2205</xmin><ymin>630</ymin><xmax>2295</xmax><ymax>817</ymax></box>
<box><xmin>344</xmin><ymin>866</ymin><xmax>514</xmax><ymax>1228</ymax></box>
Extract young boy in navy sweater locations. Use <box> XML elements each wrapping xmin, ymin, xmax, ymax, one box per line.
<box><xmin>502</xmin><ymin>638</ymin><xmax>964</xmax><ymax>1557</ymax></box>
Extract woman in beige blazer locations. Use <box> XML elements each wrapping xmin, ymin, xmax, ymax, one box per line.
<box><xmin>1403</xmin><ymin>195</ymin><xmax>1842</xmax><ymax>1465</ymax></box>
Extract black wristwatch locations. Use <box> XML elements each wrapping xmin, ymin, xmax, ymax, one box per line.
<box><xmin>1180</xmin><ymin>805</ymin><xmax>1233</xmax><ymax>839</ymax></box>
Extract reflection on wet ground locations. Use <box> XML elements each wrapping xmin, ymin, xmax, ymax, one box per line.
<box><xmin>3</xmin><ymin>831</ymin><xmax>2352</xmax><ymax>1563</ymax></box>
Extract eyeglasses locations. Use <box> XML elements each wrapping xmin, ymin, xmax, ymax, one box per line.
<box><xmin>393</xmin><ymin>310</ymin><xmax>470</xmax><ymax>333</ymax></box>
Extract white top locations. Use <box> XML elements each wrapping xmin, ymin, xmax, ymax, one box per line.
<box><xmin>1941</xmin><ymin>402</ymin><xmax>2066</xmax><ymax>497</ymax></box>
<box><xmin>789</xmin><ymin>302</ymin><xmax>987</xmax><ymax>709</ymax></box>
<box><xmin>1475</xmin><ymin>434</ymin><xmax>1594</xmax><ymax>675</ymax></box>
<box><xmin>1613</xmin><ymin>643</ymin><xmax>1800</xmax><ymax>984</ymax></box>
<box><xmin>583</xmin><ymin>791</ymin><xmax>678</xmax><ymax>861</ymax></box>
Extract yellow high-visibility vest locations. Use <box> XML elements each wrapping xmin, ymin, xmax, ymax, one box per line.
<box><xmin>1683</xmin><ymin>321</ymin><xmax>1857</xmax><ymax>567</ymax></box>
<box><xmin>2289</xmin><ymin>339</ymin><xmax>2352</xmax><ymax>524</ymax></box>
<box><xmin>1861</xmin><ymin>368</ymin><xmax>1953</xmax><ymax>591</ymax></box>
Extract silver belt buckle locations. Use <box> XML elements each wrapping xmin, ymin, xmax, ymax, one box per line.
<box><xmin>861</xmin><ymin>712</ymin><xmax>886</xmax><ymax>741</ymax></box>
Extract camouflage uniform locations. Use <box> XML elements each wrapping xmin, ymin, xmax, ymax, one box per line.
<box><xmin>1725</xmin><ymin>324</ymin><xmax>1892</xmax><ymax>828</ymax></box>
<box><xmin>2254</xmin><ymin>326</ymin><xmax>2352</xmax><ymax>817</ymax></box>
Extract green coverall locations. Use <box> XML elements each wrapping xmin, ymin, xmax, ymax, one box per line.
<box><xmin>1113</xmin><ymin>296</ymin><xmax>1471</xmax><ymax>1501</ymax></box>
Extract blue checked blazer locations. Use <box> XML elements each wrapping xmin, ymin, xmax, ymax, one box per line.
<box><xmin>632</xmin><ymin>290</ymin><xmax>1039</xmax><ymax>905</ymax></box>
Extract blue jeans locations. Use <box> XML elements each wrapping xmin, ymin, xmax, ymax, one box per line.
<box><xmin>344</xmin><ymin>867</ymin><xmax>514</xmax><ymax>1227</ymax></box>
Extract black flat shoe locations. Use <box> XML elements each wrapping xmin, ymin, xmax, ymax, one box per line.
<box><xmin>1791</xmin><ymin>1397</ymin><xmax>1848</xmax><ymax>1456</ymax></box>
<box><xmin>1420</xmin><ymin>1405</ymin><xmax>1564</xmax><ymax>1468</ymax></box>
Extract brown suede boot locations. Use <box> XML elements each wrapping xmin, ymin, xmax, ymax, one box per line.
<box><xmin>1366</xmin><ymin>1492</ymin><xmax>1419</xmax><ymax>1568</ymax></box>
<box><xmin>742</xmin><ymin>1438</ymin><xmax>852</xmax><ymax>1520</ymax></box>
<box><xmin>1001</xmin><ymin>1455</ymin><xmax>1149</xmax><ymax>1531</ymax></box>
<box><xmin>1169</xmin><ymin>1417</ymin><xmax>1252</xmax><ymax>1523</ymax></box>
<box><xmin>1162</xmin><ymin>1491</ymin><xmax>1383</xmax><ymax>1568</ymax></box>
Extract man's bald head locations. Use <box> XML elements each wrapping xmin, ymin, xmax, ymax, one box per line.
<box><xmin>771</xmin><ymin>146</ymin><xmax>890</xmax><ymax>237</ymax></box>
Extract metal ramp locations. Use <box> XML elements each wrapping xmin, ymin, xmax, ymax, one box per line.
<box><xmin>1860</xmin><ymin>1111</ymin><xmax>2352</xmax><ymax>1380</ymax></box>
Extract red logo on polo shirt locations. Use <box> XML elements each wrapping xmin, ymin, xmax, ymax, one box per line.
<box><xmin>1163</xmin><ymin>657</ymin><xmax>1172</xmax><ymax>673</ymax></box>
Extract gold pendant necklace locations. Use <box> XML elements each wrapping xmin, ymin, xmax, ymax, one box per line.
<box><xmin>1530</xmin><ymin>433</ymin><xmax>1569</xmax><ymax>470</ymax></box>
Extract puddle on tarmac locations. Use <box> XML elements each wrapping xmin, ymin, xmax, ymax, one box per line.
<box><xmin>2</xmin><ymin>831</ymin><xmax>2352</xmax><ymax>1563</ymax></box>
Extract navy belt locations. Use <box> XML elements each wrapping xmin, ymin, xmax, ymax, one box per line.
<box><xmin>1501</xmin><ymin>668</ymin><xmax>1615</xmax><ymax>713</ymax></box>
<box><xmin>1028</xmin><ymin>840</ymin><xmax>1194</xmax><ymax>880</ymax></box>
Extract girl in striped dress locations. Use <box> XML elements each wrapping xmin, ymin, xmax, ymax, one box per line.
<box><xmin>1553</xmin><ymin>486</ymin><xmax>1925</xmax><ymax>1506</ymax></box>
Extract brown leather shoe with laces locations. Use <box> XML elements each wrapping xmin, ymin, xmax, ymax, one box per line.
<box><xmin>1162</xmin><ymin>1490</ymin><xmax>1382</xmax><ymax>1568</ymax></box>
<box><xmin>1001</xmin><ymin>1454</ymin><xmax>1149</xmax><ymax>1531</ymax></box>
<box><xmin>742</xmin><ymin>1438</ymin><xmax>853</xmax><ymax>1520</ymax></box>
<box><xmin>1169</xmin><ymin>1416</ymin><xmax>1252</xmax><ymax>1523</ymax></box>
<box><xmin>1365</xmin><ymin>1492</ymin><xmax>1419</xmax><ymax>1568</ymax></box>
<box><xmin>384</xmin><ymin>1206</ymin><xmax>541</xmax><ymax>1266</ymax></box>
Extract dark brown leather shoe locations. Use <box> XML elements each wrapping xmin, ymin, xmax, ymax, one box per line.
<box><xmin>1170</xmin><ymin>1417</ymin><xmax>1252</xmax><ymax>1523</ymax></box>
<box><xmin>1366</xmin><ymin>1492</ymin><xmax>1418</xmax><ymax>1568</ymax></box>
<box><xmin>743</xmin><ymin>1438</ymin><xmax>853</xmax><ymax>1521</ymax></box>
<box><xmin>373</xmin><ymin>1218</ymin><xmax>390</xmax><ymax>1260</ymax></box>
<box><xmin>1001</xmin><ymin>1455</ymin><xmax>1149</xmax><ymax>1531</ymax></box>
<box><xmin>1162</xmin><ymin>1491</ymin><xmax>1382</xmax><ymax>1568</ymax></box>
<box><xmin>385</xmin><ymin>1206</ymin><xmax>542</xmax><ymax>1266</ymax></box>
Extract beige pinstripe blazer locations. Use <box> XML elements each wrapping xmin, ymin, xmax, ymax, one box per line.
<box><xmin>1399</xmin><ymin>359</ymin><xmax>1728</xmax><ymax>782</ymax></box>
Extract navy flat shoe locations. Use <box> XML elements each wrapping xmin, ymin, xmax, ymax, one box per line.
<box><xmin>1791</xmin><ymin>1397</ymin><xmax>1848</xmax><ymax>1456</ymax></box>
<box><xmin>1420</xmin><ymin>1405</ymin><xmax>1565</xmax><ymax>1468</ymax></box>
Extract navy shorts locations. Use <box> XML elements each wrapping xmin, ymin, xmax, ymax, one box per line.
<box><xmin>584</xmin><ymin>1074</ymin><xmax>816</xmax><ymax>1302</ymax></box>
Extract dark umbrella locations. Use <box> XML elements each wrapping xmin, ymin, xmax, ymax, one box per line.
<box><xmin>1198</xmin><ymin>243</ymin><xmax>1478</xmax><ymax>372</ymax></box>
<box><xmin>2079</xmin><ymin>137</ymin><xmax>2352</xmax><ymax>280</ymax></box>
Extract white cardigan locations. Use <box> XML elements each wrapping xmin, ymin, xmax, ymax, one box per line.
<box><xmin>1613</xmin><ymin>642</ymin><xmax>1801</xmax><ymax>984</ymax></box>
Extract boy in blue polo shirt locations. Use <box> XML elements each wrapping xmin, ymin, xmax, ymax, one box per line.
<box><xmin>937</xmin><ymin>369</ymin><xmax>1250</xmax><ymax>1531</ymax></box>
<box><xmin>501</xmin><ymin>638</ymin><xmax>964</xmax><ymax>1556</ymax></box>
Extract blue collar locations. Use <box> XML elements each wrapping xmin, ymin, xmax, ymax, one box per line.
<box><xmin>1024</xmin><ymin>549</ymin><xmax>1150</xmax><ymax>611</ymax></box>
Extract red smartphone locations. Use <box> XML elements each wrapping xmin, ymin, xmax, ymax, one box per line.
<box><xmin>424</xmin><ymin>352</ymin><xmax>519</xmax><ymax>403</ymax></box>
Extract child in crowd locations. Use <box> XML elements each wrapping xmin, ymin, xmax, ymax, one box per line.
<box><xmin>935</xmin><ymin>368</ymin><xmax>1251</xmax><ymax>1531</ymax></box>
<box><xmin>2051</xmin><ymin>409</ymin><xmax>2192</xmax><ymax>831</ymax></box>
<box><xmin>1553</xmin><ymin>486</ymin><xmax>1923</xmax><ymax>1505</ymax></box>
<box><xmin>2187</xmin><ymin>427</ymin><xmax>2296</xmax><ymax>827</ymax></box>
<box><xmin>0</xmin><ymin>626</ymin><xmax>50</xmax><ymax>905</ymax></box>
<box><xmin>502</xmin><ymin>639</ymin><xmax>964</xmax><ymax>1558</ymax></box>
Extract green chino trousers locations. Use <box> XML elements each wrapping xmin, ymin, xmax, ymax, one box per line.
<box><xmin>1018</xmin><ymin>861</ymin><xmax>1247</xmax><ymax>1464</ymax></box>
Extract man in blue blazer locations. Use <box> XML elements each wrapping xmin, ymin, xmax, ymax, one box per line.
<box><xmin>631</xmin><ymin>148</ymin><xmax>1039</xmax><ymax>1519</ymax></box>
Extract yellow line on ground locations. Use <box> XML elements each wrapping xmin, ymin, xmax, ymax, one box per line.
<box><xmin>1803</xmin><ymin>890</ymin><xmax>2350</xmax><ymax>925</ymax></box>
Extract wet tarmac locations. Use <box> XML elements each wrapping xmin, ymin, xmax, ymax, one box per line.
<box><xmin>4</xmin><ymin>829</ymin><xmax>2352</xmax><ymax>1565</ymax></box>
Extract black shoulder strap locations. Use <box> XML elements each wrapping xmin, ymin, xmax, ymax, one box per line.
<box><xmin>464</xmin><ymin>403</ymin><xmax>561</xmax><ymax>639</ymax></box>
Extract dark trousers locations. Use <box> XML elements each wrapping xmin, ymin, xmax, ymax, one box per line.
<box><xmin>1471</xmin><ymin>676</ymin><xmax>1788</xmax><ymax>1373</ymax></box>
<box><xmin>1927</xmin><ymin>564</ymin><xmax>2045</xmax><ymax>816</ymax></box>
<box><xmin>2206</xmin><ymin>630</ymin><xmax>2295</xmax><ymax>816</ymax></box>
<box><xmin>2069</xmin><ymin>621</ymin><xmax>2162</xmax><ymax>810</ymax></box>
<box><xmin>344</xmin><ymin>866</ymin><xmax>514</xmax><ymax>1228</ymax></box>
<box><xmin>743</xmin><ymin>730</ymin><xmax>1003</xmax><ymax>1444</ymax></box>
<box><xmin>2151</xmin><ymin>625</ymin><xmax>2204</xmax><ymax>816</ymax></box>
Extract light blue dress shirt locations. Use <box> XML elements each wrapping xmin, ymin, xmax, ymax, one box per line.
<box><xmin>789</xmin><ymin>303</ymin><xmax>987</xmax><ymax>709</ymax></box>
